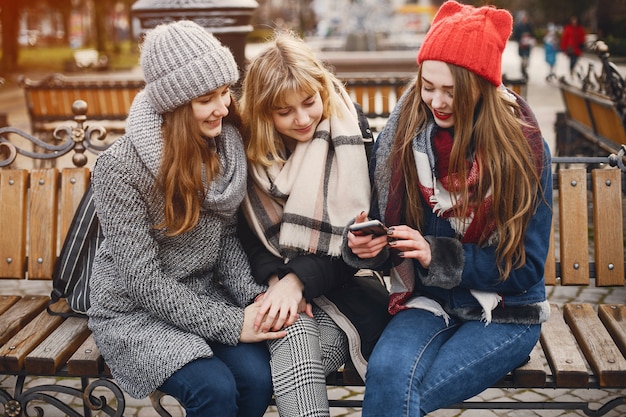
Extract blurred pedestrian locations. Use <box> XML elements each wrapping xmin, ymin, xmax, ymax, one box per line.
<box><xmin>512</xmin><ymin>11</ymin><xmax>535</xmax><ymax>79</ymax></box>
<box><xmin>561</xmin><ymin>16</ymin><xmax>586</xmax><ymax>77</ymax></box>
<box><xmin>544</xmin><ymin>23</ymin><xmax>560</xmax><ymax>81</ymax></box>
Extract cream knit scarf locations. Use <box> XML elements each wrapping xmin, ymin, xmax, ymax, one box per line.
<box><xmin>242</xmin><ymin>88</ymin><xmax>371</xmax><ymax>259</ymax></box>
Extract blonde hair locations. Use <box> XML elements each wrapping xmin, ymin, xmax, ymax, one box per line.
<box><xmin>239</xmin><ymin>30</ymin><xmax>344</xmax><ymax>166</ymax></box>
<box><xmin>155</xmin><ymin>98</ymin><xmax>242</xmax><ymax>236</ymax></box>
<box><xmin>395</xmin><ymin>64</ymin><xmax>543</xmax><ymax>279</ymax></box>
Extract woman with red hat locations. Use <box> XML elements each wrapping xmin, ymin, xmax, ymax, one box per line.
<box><xmin>342</xmin><ymin>1</ymin><xmax>552</xmax><ymax>415</ymax></box>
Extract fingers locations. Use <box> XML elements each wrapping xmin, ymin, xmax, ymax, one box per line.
<box><xmin>253</xmin><ymin>301</ymin><xmax>271</xmax><ymax>331</ymax></box>
<box><xmin>262</xmin><ymin>329</ymin><xmax>288</xmax><ymax>340</ymax></box>
<box><xmin>348</xmin><ymin>234</ymin><xmax>388</xmax><ymax>258</ymax></box>
<box><xmin>355</xmin><ymin>211</ymin><xmax>368</xmax><ymax>224</ymax></box>
<box><xmin>386</xmin><ymin>226</ymin><xmax>432</xmax><ymax>268</ymax></box>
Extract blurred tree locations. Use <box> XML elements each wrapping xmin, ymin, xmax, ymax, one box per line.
<box><xmin>1</xmin><ymin>0</ymin><xmax>73</xmax><ymax>71</ymax></box>
<box><xmin>92</xmin><ymin>0</ymin><xmax>135</xmax><ymax>52</ymax></box>
<box><xmin>0</xmin><ymin>0</ymin><xmax>21</xmax><ymax>71</ymax></box>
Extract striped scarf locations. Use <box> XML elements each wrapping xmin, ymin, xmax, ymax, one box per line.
<box><xmin>242</xmin><ymin>88</ymin><xmax>371</xmax><ymax>259</ymax></box>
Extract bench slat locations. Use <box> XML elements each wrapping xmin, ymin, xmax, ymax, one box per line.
<box><xmin>28</xmin><ymin>169</ymin><xmax>58</xmax><ymax>279</ymax></box>
<box><xmin>68</xmin><ymin>333</ymin><xmax>106</xmax><ymax>376</ymax></box>
<box><xmin>592</xmin><ymin>169</ymin><xmax>624</xmax><ymax>286</ymax></box>
<box><xmin>564</xmin><ymin>303</ymin><xmax>626</xmax><ymax>387</ymax></box>
<box><xmin>25</xmin><ymin>316</ymin><xmax>90</xmax><ymax>374</ymax></box>
<box><xmin>561</xmin><ymin>87</ymin><xmax>594</xmax><ymax>131</ymax></box>
<box><xmin>0</xmin><ymin>301</ymin><xmax>69</xmax><ymax>372</ymax></box>
<box><xmin>540</xmin><ymin>304</ymin><xmax>588</xmax><ymax>387</ymax></box>
<box><xmin>0</xmin><ymin>170</ymin><xmax>28</xmax><ymax>279</ymax></box>
<box><xmin>598</xmin><ymin>304</ymin><xmax>626</xmax><ymax>358</ymax></box>
<box><xmin>558</xmin><ymin>169</ymin><xmax>590</xmax><ymax>285</ymax></box>
<box><xmin>60</xmin><ymin>168</ymin><xmax>90</xmax><ymax>243</ymax></box>
<box><xmin>0</xmin><ymin>295</ymin><xmax>21</xmax><ymax>315</ymax></box>
<box><xmin>0</xmin><ymin>295</ymin><xmax>49</xmax><ymax>345</ymax></box>
<box><xmin>513</xmin><ymin>343</ymin><xmax>547</xmax><ymax>387</ymax></box>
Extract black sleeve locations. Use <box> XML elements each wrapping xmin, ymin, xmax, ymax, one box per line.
<box><xmin>237</xmin><ymin>211</ymin><xmax>284</xmax><ymax>285</ymax></box>
<box><xmin>278</xmin><ymin>255</ymin><xmax>358</xmax><ymax>302</ymax></box>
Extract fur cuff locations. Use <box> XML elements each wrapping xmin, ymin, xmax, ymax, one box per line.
<box><xmin>420</xmin><ymin>236</ymin><xmax>464</xmax><ymax>289</ymax></box>
<box><xmin>342</xmin><ymin>220</ymin><xmax>389</xmax><ymax>270</ymax></box>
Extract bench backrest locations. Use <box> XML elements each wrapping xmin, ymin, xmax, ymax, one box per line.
<box><xmin>0</xmin><ymin>167</ymin><xmax>90</xmax><ymax>280</ymax></box>
<box><xmin>18</xmin><ymin>74</ymin><xmax>145</xmax><ymax>134</ymax></box>
<box><xmin>2</xmin><ymin>96</ymin><xmax>622</xmax><ymax>290</ymax></box>
<box><xmin>343</xmin><ymin>76</ymin><xmax>411</xmax><ymax>119</ymax></box>
<box><xmin>1</xmin><ymin>160</ymin><xmax>624</xmax><ymax>289</ymax></box>
<box><xmin>558</xmin><ymin>82</ymin><xmax>626</xmax><ymax>154</ymax></box>
<box><xmin>546</xmin><ymin>162</ymin><xmax>625</xmax><ymax>286</ymax></box>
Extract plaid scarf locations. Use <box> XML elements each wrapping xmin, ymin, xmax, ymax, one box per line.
<box><xmin>242</xmin><ymin>88</ymin><xmax>371</xmax><ymax>259</ymax></box>
<box><xmin>375</xmin><ymin>87</ymin><xmax>544</xmax><ymax>315</ymax></box>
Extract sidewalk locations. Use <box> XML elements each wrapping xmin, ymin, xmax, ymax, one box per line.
<box><xmin>1</xmin><ymin>41</ymin><xmax>626</xmax><ymax>416</ymax></box>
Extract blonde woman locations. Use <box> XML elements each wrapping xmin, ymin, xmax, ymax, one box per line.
<box><xmin>239</xmin><ymin>31</ymin><xmax>390</xmax><ymax>416</ymax></box>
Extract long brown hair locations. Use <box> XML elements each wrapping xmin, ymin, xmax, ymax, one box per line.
<box><xmin>155</xmin><ymin>97</ymin><xmax>242</xmax><ymax>236</ymax></box>
<box><xmin>395</xmin><ymin>64</ymin><xmax>543</xmax><ymax>279</ymax></box>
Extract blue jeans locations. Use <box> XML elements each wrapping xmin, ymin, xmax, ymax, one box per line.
<box><xmin>363</xmin><ymin>308</ymin><xmax>540</xmax><ymax>417</ymax></box>
<box><xmin>159</xmin><ymin>342</ymin><xmax>272</xmax><ymax>417</ymax></box>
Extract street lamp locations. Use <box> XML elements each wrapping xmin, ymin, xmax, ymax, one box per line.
<box><xmin>131</xmin><ymin>0</ymin><xmax>258</xmax><ymax>74</ymax></box>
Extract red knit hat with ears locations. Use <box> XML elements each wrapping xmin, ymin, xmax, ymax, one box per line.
<box><xmin>417</xmin><ymin>0</ymin><xmax>513</xmax><ymax>86</ymax></box>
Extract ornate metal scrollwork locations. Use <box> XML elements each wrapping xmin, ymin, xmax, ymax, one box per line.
<box><xmin>0</xmin><ymin>376</ymin><xmax>125</xmax><ymax>417</ymax></box>
<box><xmin>83</xmin><ymin>378</ymin><xmax>125</xmax><ymax>416</ymax></box>
<box><xmin>0</xmin><ymin>99</ymin><xmax>109</xmax><ymax>168</ymax></box>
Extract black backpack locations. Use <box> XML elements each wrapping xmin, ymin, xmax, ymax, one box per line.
<box><xmin>48</xmin><ymin>183</ymin><xmax>103</xmax><ymax>318</ymax></box>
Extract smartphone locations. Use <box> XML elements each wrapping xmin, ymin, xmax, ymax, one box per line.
<box><xmin>349</xmin><ymin>219</ymin><xmax>389</xmax><ymax>236</ymax></box>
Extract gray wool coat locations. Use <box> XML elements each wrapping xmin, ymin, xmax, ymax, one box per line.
<box><xmin>88</xmin><ymin>92</ymin><xmax>266</xmax><ymax>399</ymax></box>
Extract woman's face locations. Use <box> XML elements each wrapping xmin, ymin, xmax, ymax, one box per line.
<box><xmin>191</xmin><ymin>85</ymin><xmax>231</xmax><ymax>138</ymax></box>
<box><xmin>421</xmin><ymin>60</ymin><xmax>456</xmax><ymax>129</ymax></box>
<box><xmin>271</xmin><ymin>89</ymin><xmax>323</xmax><ymax>144</ymax></box>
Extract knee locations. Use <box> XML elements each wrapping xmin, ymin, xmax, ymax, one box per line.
<box><xmin>188</xmin><ymin>366</ymin><xmax>238</xmax><ymax>409</ymax></box>
<box><xmin>366</xmin><ymin>347</ymin><xmax>400</xmax><ymax>381</ymax></box>
<box><xmin>164</xmin><ymin>358</ymin><xmax>238</xmax><ymax>414</ymax></box>
<box><xmin>197</xmin><ymin>376</ymin><xmax>238</xmax><ymax>405</ymax></box>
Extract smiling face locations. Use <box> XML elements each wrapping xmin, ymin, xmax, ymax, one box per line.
<box><xmin>271</xmin><ymin>89</ymin><xmax>324</xmax><ymax>146</ymax></box>
<box><xmin>190</xmin><ymin>85</ymin><xmax>232</xmax><ymax>138</ymax></box>
<box><xmin>420</xmin><ymin>60</ymin><xmax>456</xmax><ymax>129</ymax></box>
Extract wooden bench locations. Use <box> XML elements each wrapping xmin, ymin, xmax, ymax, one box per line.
<box><xmin>2</xmin><ymin>100</ymin><xmax>625</xmax><ymax>416</ymax></box>
<box><xmin>556</xmin><ymin>80</ymin><xmax>626</xmax><ymax>157</ymax></box>
<box><xmin>17</xmin><ymin>73</ymin><xmax>144</xmax><ymax>139</ymax></box>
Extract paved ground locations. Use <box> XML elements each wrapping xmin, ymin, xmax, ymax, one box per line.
<box><xmin>1</xmin><ymin>41</ymin><xmax>626</xmax><ymax>416</ymax></box>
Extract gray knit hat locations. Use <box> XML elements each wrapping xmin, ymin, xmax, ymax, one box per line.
<box><xmin>140</xmin><ymin>20</ymin><xmax>239</xmax><ymax>114</ymax></box>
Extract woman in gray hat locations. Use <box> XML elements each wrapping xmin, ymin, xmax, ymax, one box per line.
<box><xmin>87</xmin><ymin>20</ymin><xmax>285</xmax><ymax>417</ymax></box>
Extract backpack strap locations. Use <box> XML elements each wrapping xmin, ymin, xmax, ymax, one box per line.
<box><xmin>48</xmin><ymin>184</ymin><xmax>98</xmax><ymax>318</ymax></box>
<box><xmin>353</xmin><ymin>101</ymin><xmax>375</xmax><ymax>163</ymax></box>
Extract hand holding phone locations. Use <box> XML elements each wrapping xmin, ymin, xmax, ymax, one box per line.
<box><xmin>348</xmin><ymin>219</ymin><xmax>389</xmax><ymax>236</ymax></box>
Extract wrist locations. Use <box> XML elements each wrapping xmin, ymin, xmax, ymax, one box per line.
<box><xmin>280</xmin><ymin>272</ymin><xmax>305</xmax><ymax>291</ymax></box>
